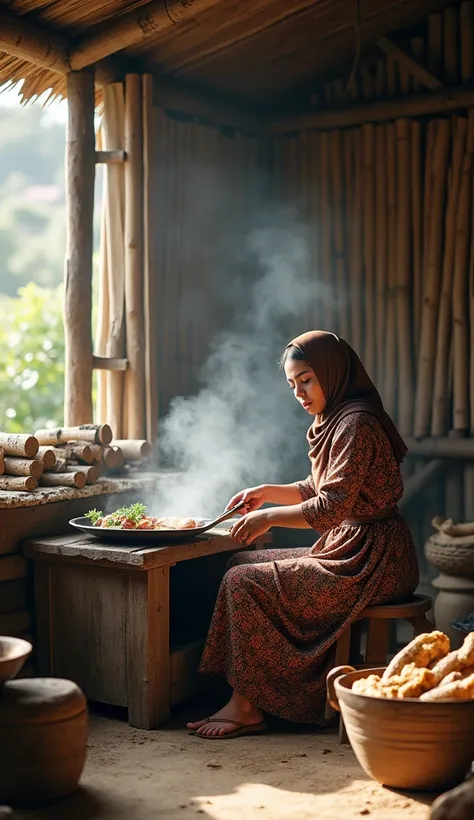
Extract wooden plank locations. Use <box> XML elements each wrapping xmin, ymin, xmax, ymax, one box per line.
<box><xmin>0</xmin><ymin>579</ymin><xmax>27</xmax><ymax>613</ymax></box>
<box><xmin>51</xmin><ymin>563</ymin><xmax>129</xmax><ymax>706</ymax></box>
<box><xmin>95</xmin><ymin>150</ymin><xmax>126</xmax><ymax>164</ymax></box>
<box><xmin>270</xmin><ymin>84</ymin><xmax>474</xmax><ymax>134</ymax></box>
<box><xmin>365</xmin><ymin>620</ymin><xmax>389</xmax><ymax>666</ymax></box>
<box><xmin>377</xmin><ymin>36</ymin><xmax>443</xmax><ymax>90</ymax></box>
<box><xmin>127</xmin><ymin>567</ymin><xmax>170</xmax><ymax>728</ymax></box>
<box><xmin>92</xmin><ymin>356</ymin><xmax>128</xmax><ymax>371</ymax></box>
<box><xmin>64</xmin><ymin>70</ymin><xmax>95</xmax><ymax>426</ymax></box>
<box><xmin>23</xmin><ymin>531</ymin><xmax>266</xmax><ymax>570</ymax></box>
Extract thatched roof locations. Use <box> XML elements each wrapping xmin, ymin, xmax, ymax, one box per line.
<box><xmin>0</xmin><ymin>0</ymin><xmax>454</xmax><ymax>111</ymax></box>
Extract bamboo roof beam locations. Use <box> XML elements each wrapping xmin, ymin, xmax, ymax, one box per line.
<box><xmin>69</xmin><ymin>0</ymin><xmax>223</xmax><ymax>71</ymax></box>
<box><xmin>0</xmin><ymin>9</ymin><xmax>69</xmax><ymax>74</ymax></box>
<box><xmin>377</xmin><ymin>36</ymin><xmax>444</xmax><ymax>90</ymax></box>
<box><xmin>270</xmin><ymin>83</ymin><xmax>474</xmax><ymax>134</ymax></box>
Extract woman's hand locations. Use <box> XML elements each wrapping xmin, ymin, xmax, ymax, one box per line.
<box><xmin>230</xmin><ymin>510</ymin><xmax>272</xmax><ymax>545</ymax></box>
<box><xmin>225</xmin><ymin>485</ymin><xmax>268</xmax><ymax>514</ymax></box>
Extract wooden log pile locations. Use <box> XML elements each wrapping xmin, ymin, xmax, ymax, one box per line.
<box><xmin>0</xmin><ymin>426</ymin><xmax>154</xmax><ymax>493</ymax></box>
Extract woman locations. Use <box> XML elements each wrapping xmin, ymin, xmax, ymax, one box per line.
<box><xmin>188</xmin><ymin>330</ymin><xmax>419</xmax><ymax>739</ymax></box>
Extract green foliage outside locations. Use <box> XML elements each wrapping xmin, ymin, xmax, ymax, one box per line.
<box><xmin>0</xmin><ymin>96</ymin><xmax>102</xmax><ymax>433</ymax></box>
<box><xmin>0</xmin><ymin>283</ymin><xmax>65</xmax><ymax>432</ymax></box>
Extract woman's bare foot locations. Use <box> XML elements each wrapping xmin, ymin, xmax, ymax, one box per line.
<box><xmin>187</xmin><ymin>690</ymin><xmax>264</xmax><ymax>738</ymax></box>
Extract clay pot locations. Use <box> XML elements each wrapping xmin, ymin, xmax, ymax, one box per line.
<box><xmin>425</xmin><ymin>523</ymin><xmax>474</xmax><ymax>648</ymax></box>
<box><xmin>327</xmin><ymin>665</ymin><xmax>474</xmax><ymax>791</ymax></box>
<box><xmin>0</xmin><ymin>678</ymin><xmax>88</xmax><ymax>806</ymax></box>
<box><xmin>0</xmin><ymin>637</ymin><xmax>32</xmax><ymax>685</ymax></box>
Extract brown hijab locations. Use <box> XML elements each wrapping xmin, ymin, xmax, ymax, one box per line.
<box><xmin>286</xmin><ymin>330</ymin><xmax>407</xmax><ymax>489</ymax></box>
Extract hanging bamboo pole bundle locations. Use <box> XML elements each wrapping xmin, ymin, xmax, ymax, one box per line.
<box><xmin>410</xmin><ymin>120</ymin><xmax>423</xmax><ymax>358</ymax></box>
<box><xmin>329</xmin><ymin>129</ymin><xmax>348</xmax><ymax>340</ymax></box>
<box><xmin>349</xmin><ymin>128</ymin><xmax>364</xmax><ymax>357</ymax></box>
<box><xmin>395</xmin><ymin>119</ymin><xmax>414</xmax><ymax>436</ymax></box>
<box><xmin>320</xmin><ymin>131</ymin><xmax>336</xmax><ymax>331</ymax></box>
<box><xmin>362</xmin><ymin>123</ymin><xmax>376</xmax><ymax>379</ymax></box>
<box><xmin>452</xmin><ymin>110</ymin><xmax>474</xmax><ymax>432</ymax></box>
<box><xmin>0</xmin><ymin>434</ymin><xmax>38</xmax><ymax>458</ymax></box>
<box><xmin>0</xmin><ymin>476</ymin><xmax>37</xmax><ymax>492</ymax></box>
<box><xmin>384</xmin><ymin>122</ymin><xmax>398</xmax><ymax>418</ymax></box>
<box><xmin>41</xmin><ymin>472</ymin><xmax>87</xmax><ymax>490</ymax></box>
<box><xmin>414</xmin><ymin>119</ymin><xmax>451</xmax><ymax>438</ymax></box>
<box><xmin>3</xmin><ymin>457</ymin><xmax>43</xmax><ymax>480</ymax></box>
<box><xmin>36</xmin><ymin>446</ymin><xmax>56</xmax><ymax>470</ymax></box>
<box><xmin>374</xmin><ymin>124</ymin><xmax>387</xmax><ymax>390</ymax></box>
<box><xmin>432</xmin><ymin>117</ymin><xmax>467</xmax><ymax>436</ymax></box>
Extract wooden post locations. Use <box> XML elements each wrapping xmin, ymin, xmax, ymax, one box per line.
<box><xmin>64</xmin><ymin>70</ymin><xmax>96</xmax><ymax>426</ymax></box>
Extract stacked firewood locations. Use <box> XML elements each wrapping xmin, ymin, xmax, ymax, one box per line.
<box><xmin>0</xmin><ymin>425</ymin><xmax>153</xmax><ymax>493</ymax></box>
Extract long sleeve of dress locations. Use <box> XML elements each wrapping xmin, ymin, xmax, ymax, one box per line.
<box><xmin>295</xmin><ymin>475</ymin><xmax>316</xmax><ymax>501</ymax></box>
<box><xmin>301</xmin><ymin>413</ymin><xmax>376</xmax><ymax>532</ymax></box>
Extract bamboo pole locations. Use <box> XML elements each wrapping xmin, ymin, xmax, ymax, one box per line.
<box><xmin>124</xmin><ymin>74</ymin><xmax>146</xmax><ymax>439</ymax></box>
<box><xmin>395</xmin><ymin>119</ymin><xmax>414</xmax><ymax>436</ymax></box>
<box><xmin>452</xmin><ymin>110</ymin><xmax>474</xmax><ymax>432</ymax></box>
<box><xmin>362</xmin><ymin>123</ymin><xmax>376</xmax><ymax>379</ymax></box>
<box><xmin>142</xmin><ymin>74</ymin><xmax>159</xmax><ymax>445</ymax></box>
<box><xmin>329</xmin><ymin>130</ymin><xmax>348</xmax><ymax>339</ymax></box>
<box><xmin>414</xmin><ymin>120</ymin><xmax>451</xmax><ymax>437</ymax></box>
<box><xmin>3</xmin><ymin>458</ymin><xmax>43</xmax><ymax>480</ymax></box>
<box><xmin>443</xmin><ymin>5</ymin><xmax>459</xmax><ymax>85</ymax></box>
<box><xmin>374</xmin><ymin>124</ymin><xmax>387</xmax><ymax>390</ymax></box>
<box><xmin>427</xmin><ymin>13</ymin><xmax>443</xmax><ymax>77</ymax></box>
<box><xmin>64</xmin><ymin>70</ymin><xmax>95</xmax><ymax>426</ymax></box>
<box><xmin>350</xmin><ymin>129</ymin><xmax>364</xmax><ymax>357</ymax></box>
<box><xmin>0</xmin><ymin>434</ymin><xmax>38</xmax><ymax>458</ymax></box>
<box><xmin>461</xmin><ymin>2</ymin><xmax>474</xmax><ymax>83</ymax></box>
<box><xmin>34</xmin><ymin>424</ymin><xmax>112</xmax><ymax>446</ymax></box>
<box><xmin>0</xmin><ymin>476</ymin><xmax>37</xmax><ymax>492</ymax></box>
<box><xmin>410</xmin><ymin>121</ymin><xmax>423</xmax><ymax>358</ymax></box>
<box><xmin>384</xmin><ymin>123</ymin><xmax>397</xmax><ymax>417</ymax></box>
<box><xmin>432</xmin><ymin>117</ymin><xmax>467</xmax><ymax>435</ymax></box>
<box><xmin>320</xmin><ymin>132</ymin><xmax>336</xmax><ymax>331</ymax></box>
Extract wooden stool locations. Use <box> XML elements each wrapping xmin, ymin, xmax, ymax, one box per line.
<box><xmin>329</xmin><ymin>594</ymin><xmax>434</xmax><ymax>742</ymax></box>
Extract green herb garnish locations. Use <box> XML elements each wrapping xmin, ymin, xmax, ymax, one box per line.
<box><xmin>85</xmin><ymin>502</ymin><xmax>147</xmax><ymax>528</ymax></box>
<box><xmin>85</xmin><ymin>508</ymin><xmax>103</xmax><ymax>525</ymax></box>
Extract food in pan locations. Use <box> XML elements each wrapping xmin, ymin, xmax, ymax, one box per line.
<box><xmin>85</xmin><ymin>503</ymin><xmax>198</xmax><ymax>531</ymax></box>
<box><xmin>350</xmin><ymin>631</ymin><xmax>474</xmax><ymax>701</ymax></box>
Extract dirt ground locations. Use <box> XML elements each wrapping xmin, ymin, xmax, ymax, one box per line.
<box><xmin>14</xmin><ymin>700</ymin><xmax>437</xmax><ymax>820</ymax></box>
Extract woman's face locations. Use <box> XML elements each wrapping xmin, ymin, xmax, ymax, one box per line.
<box><xmin>284</xmin><ymin>357</ymin><xmax>326</xmax><ymax>415</ymax></box>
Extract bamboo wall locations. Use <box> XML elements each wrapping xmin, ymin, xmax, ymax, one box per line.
<box><xmin>148</xmin><ymin>109</ymin><xmax>266</xmax><ymax>419</ymax></box>
<box><xmin>270</xmin><ymin>1</ymin><xmax>474</xmax><ymax>578</ymax></box>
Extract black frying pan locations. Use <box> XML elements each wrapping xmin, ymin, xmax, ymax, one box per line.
<box><xmin>69</xmin><ymin>500</ymin><xmax>245</xmax><ymax>546</ymax></box>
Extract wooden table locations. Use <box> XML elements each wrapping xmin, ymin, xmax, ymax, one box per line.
<box><xmin>22</xmin><ymin>529</ymin><xmax>269</xmax><ymax>729</ymax></box>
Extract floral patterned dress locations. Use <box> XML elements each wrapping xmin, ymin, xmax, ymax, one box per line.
<box><xmin>198</xmin><ymin>411</ymin><xmax>419</xmax><ymax>723</ymax></box>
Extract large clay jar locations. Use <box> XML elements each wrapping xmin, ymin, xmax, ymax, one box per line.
<box><xmin>425</xmin><ymin>517</ymin><xmax>474</xmax><ymax>649</ymax></box>
<box><xmin>0</xmin><ymin>678</ymin><xmax>88</xmax><ymax>806</ymax></box>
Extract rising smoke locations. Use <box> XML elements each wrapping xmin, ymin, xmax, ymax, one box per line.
<box><xmin>150</xmin><ymin>207</ymin><xmax>334</xmax><ymax>518</ymax></box>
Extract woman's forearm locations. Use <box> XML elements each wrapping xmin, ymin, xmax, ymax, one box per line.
<box><xmin>263</xmin><ymin>483</ymin><xmax>303</xmax><ymax>506</ymax></box>
<box><xmin>265</xmin><ymin>504</ymin><xmax>312</xmax><ymax>529</ymax></box>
